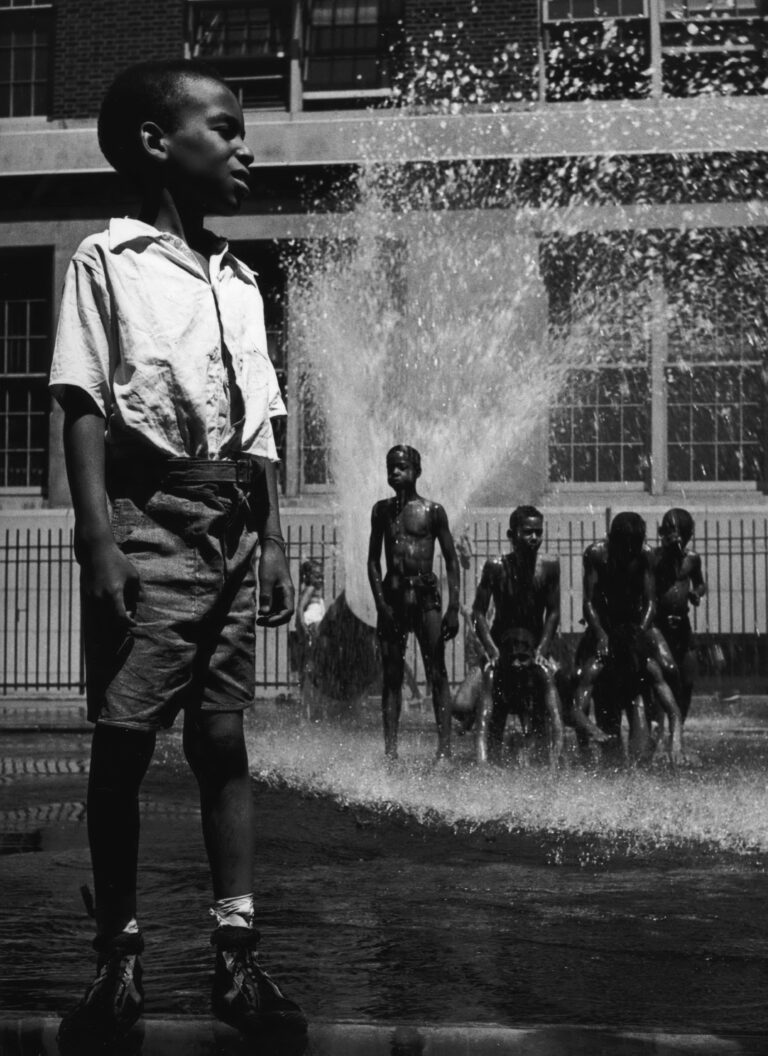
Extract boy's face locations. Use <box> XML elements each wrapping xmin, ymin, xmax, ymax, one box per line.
<box><xmin>509</xmin><ymin>516</ymin><xmax>543</xmax><ymax>554</ymax></box>
<box><xmin>386</xmin><ymin>453</ymin><xmax>418</xmax><ymax>491</ymax></box>
<box><xmin>660</xmin><ymin>515</ymin><xmax>687</xmax><ymax>553</ymax></box>
<box><xmin>160</xmin><ymin>78</ymin><xmax>254</xmax><ymax>215</ymax></box>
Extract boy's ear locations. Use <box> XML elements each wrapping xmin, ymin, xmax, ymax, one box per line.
<box><xmin>139</xmin><ymin>120</ymin><xmax>169</xmax><ymax>165</ymax></box>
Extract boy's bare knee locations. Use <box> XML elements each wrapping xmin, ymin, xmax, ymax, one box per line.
<box><xmin>184</xmin><ymin>710</ymin><xmax>247</xmax><ymax>775</ymax></box>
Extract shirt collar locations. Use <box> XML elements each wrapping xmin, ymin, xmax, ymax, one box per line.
<box><xmin>107</xmin><ymin>218</ymin><xmax>257</xmax><ymax>285</ymax></box>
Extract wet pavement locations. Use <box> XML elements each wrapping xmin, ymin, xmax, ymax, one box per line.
<box><xmin>1</xmin><ymin>1016</ymin><xmax>766</xmax><ymax>1055</ymax></box>
<box><xmin>2</xmin><ymin>697</ymin><xmax>768</xmax><ymax>1054</ymax></box>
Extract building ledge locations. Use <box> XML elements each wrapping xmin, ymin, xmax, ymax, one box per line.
<box><xmin>3</xmin><ymin>96</ymin><xmax>768</xmax><ymax>176</ymax></box>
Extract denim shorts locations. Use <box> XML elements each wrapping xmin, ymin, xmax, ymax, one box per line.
<box><xmin>82</xmin><ymin>481</ymin><xmax>259</xmax><ymax>731</ymax></box>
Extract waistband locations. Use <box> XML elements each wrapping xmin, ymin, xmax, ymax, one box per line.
<box><xmin>384</xmin><ymin>571</ymin><xmax>438</xmax><ymax>589</ymax></box>
<box><xmin>658</xmin><ymin>613</ymin><xmax>691</xmax><ymax>630</ymax></box>
<box><xmin>107</xmin><ymin>454</ymin><xmax>263</xmax><ymax>493</ymax></box>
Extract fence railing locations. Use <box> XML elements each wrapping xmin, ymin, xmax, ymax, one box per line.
<box><xmin>2</xmin><ymin>515</ymin><xmax>768</xmax><ymax>694</ymax></box>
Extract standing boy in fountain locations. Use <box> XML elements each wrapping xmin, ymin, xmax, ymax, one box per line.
<box><xmin>48</xmin><ymin>60</ymin><xmax>305</xmax><ymax>1048</ymax></box>
<box><xmin>650</xmin><ymin>508</ymin><xmax>706</xmax><ymax>725</ymax></box>
<box><xmin>573</xmin><ymin>512</ymin><xmax>682</xmax><ymax>764</ymax></box>
<box><xmin>471</xmin><ymin>506</ymin><xmax>564</xmax><ymax>765</ymax></box>
<box><xmin>367</xmin><ymin>445</ymin><xmax>460</xmax><ymax>759</ymax></box>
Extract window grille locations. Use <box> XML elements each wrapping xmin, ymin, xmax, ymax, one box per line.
<box><xmin>0</xmin><ymin>1</ymin><xmax>51</xmax><ymax>117</ymax></box>
<box><xmin>188</xmin><ymin>2</ymin><xmax>290</xmax><ymax>109</ymax></box>
<box><xmin>550</xmin><ymin>364</ymin><xmax>651</xmax><ymax>484</ymax></box>
<box><xmin>543</xmin><ymin>0</ymin><xmax>647</xmax><ymax>20</ymax></box>
<box><xmin>0</xmin><ymin>251</ymin><xmax>51</xmax><ymax>490</ymax></box>
<box><xmin>666</xmin><ymin>288</ymin><xmax>764</xmax><ymax>483</ymax></box>
<box><xmin>303</xmin><ymin>0</ymin><xmax>403</xmax><ymax>99</ymax></box>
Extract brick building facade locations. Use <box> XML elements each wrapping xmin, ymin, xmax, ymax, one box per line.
<box><xmin>3</xmin><ymin>0</ymin><xmax>768</xmax><ymax>689</ymax></box>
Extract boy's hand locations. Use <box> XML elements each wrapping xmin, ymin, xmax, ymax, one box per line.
<box><xmin>80</xmin><ymin>538</ymin><xmax>139</xmax><ymax>628</ymax></box>
<box><xmin>257</xmin><ymin>541</ymin><xmax>295</xmax><ymax>627</ymax></box>
<box><xmin>441</xmin><ymin>606</ymin><xmax>460</xmax><ymax>641</ymax></box>
<box><xmin>688</xmin><ymin>591</ymin><xmax>701</xmax><ymax>607</ymax></box>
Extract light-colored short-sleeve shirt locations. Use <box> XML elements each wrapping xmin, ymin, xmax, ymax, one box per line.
<box><xmin>49</xmin><ymin>217</ymin><xmax>286</xmax><ymax>462</ymax></box>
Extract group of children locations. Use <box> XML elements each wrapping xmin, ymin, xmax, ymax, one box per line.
<box><xmin>367</xmin><ymin>445</ymin><xmax>706</xmax><ymax>769</ymax></box>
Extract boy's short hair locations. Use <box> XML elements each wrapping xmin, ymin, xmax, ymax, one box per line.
<box><xmin>98</xmin><ymin>59</ymin><xmax>229</xmax><ymax>181</ymax></box>
<box><xmin>661</xmin><ymin>507</ymin><xmax>694</xmax><ymax>543</ymax></box>
<box><xmin>608</xmin><ymin>511</ymin><xmax>646</xmax><ymax>555</ymax></box>
<box><xmin>386</xmin><ymin>444</ymin><xmax>421</xmax><ymax>476</ymax></box>
<box><xmin>508</xmin><ymin>505</ymin><xmax>542</xmax><ymax>535</ymax></box>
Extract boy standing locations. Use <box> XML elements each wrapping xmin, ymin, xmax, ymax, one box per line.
<box><xmin>367</xmin><ymin>445</ymin><xmax>460</xmax><ymax>759</ymax></box>
<box><xmin>49</xmin><ymin>60</ymin><xmax>305</xmax><ymax>1046</ymax></box>
<box><xmin>574</xmin><ymin>512</ymin><xmax>682</xmax><ymax>764</ymax></box>
<box><xmin>471</xmin><ymin>506</ymin><xmax>564</xmax><ymax>764</ymax></box>
<box><xmin>651</xmin><ymin>507</ymin><xmax>707</xmax><ymax>724</ymax></box>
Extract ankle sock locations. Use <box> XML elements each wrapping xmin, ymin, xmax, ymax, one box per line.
<box><xmin>211</xmin><ymin>893</ymin><xmax>254</xmax><ymax>929</ymax></box>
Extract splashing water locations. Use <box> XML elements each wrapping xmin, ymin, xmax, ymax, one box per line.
<box><xmin>288</xmin><ymin>150</ymin><xmax>618</xmax><ymax>622</ymax></box>
<box><xmin>247</xmin><ymin>704</ymin><xmax>768</xmax><ymax>859</ymax></box>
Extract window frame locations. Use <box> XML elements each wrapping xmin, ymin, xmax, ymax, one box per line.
<box><xmin>0</xmin><ymin>0</ymin><xmax>53</xmax><ymax>119</ymax></box>
<box><xmin>0</xmin><ymin>248</ymin><xmax>52</xmax><ymax>494</ymax></box>
<box><xmin>186</xmin><ymin>0</ymin><xmax>290</xmax><ymax>110</ymax></box>
<box><xmin>302</xmin><ymin>0</ymin><xmax>403</xmax><ymax>102</ymax></box>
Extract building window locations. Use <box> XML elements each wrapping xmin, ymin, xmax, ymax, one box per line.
<box><xmin>666</xmin><ymin>281</ymin><xmax>765</xmax><ymax>483</ymax></box>
<box><xmin>0</xmin><ymin>248</ymin><xmax>51</xmax><ymax>490</ymax></box>
<box><xmin>303</xmin><ymin>0</ymin><xmax>404</xmax><ymax>105</ymax></box>
<box><xmin>661</xmin><ymin>0</ymin><xmax>764</xmax><ymax>97</ymax></box>
<box><xmin>300</xmin><ymin>387</ymin><xmax>331</xmax><ymax>488</ymax></box>
<box><xmin>0</xmin><ymin>0</ymin><xmax>52</xmax><ymax>118</ymax></box>
<box><xmin>188</xmin><ymin>1</ymin><xmax>290</xmax><ymax>109</ymax></box>
<box><xmin>550</xmin><ymin>365</ymin><xmax>651</xmax><ymax>484</ymax></box>
<box><xmin>545</xmin><ymin>230</ymin><xmax>767</xmax><ymax>490</ymax></box>
<box><xmin>542</xmin><ymin>0</ymin><xmax>651</xmax><ymax>101</ymax></box>
<box><xmin>543</xmin><ymin>0</ymin><xmax>646</xmax><ymax>16</ymax></box>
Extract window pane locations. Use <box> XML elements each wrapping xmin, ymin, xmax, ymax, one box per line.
<box><xmin>305</xmin><ymin>0</ymin><xmax>402</xmax><ymax>91</ymax></box>
<box><xmin>717</xmin><ymin>444</ymin><xmax>741</xmax><ymax>479</ymax></box>
<box><xmin>597</xmin><ymin>444</ymin><xmax>621</xmax><ymax>482</ymax></box>
<box><xmin>692</xmin><ymin>404</ymin><xmax>714</xmax><ymax>443</ymax></box>
<box><xmin>549</xmin><ymin>445</ymin><xmax>572</xmax><ymax>482</ymax></box>
<box><xmin>624</xmin><ymin>445</ymin><xmax>646</xmax><ymax>481</ymax></box>
<box><xmin>0</xmin><ymin>250</ymin><xmax>51</xmax><ymax>489</ymax></box>
<box><xmin>668</xmin><ymin>444</ymin><xmax>690</xmax><ymax>481</ymax></box>
<box><xmin>668</xmin><ymin>411</ymin><xmax>690</xmax><ymax>443</ymax></box>
<box><xmin>692</xmin><ymin>445</ymin><xmax>716</xmax><ymax>481</ymax></box>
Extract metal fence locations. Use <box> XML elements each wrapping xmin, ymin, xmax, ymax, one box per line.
<box><xmin>2</xmin><ymin>514</ymin><xmax>768</xmax><ymax>694</ymax></box>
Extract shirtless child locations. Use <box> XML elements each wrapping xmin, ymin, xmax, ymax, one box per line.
<box><xmin>367</xmin><ymin>445</ymin><xmax>460</xmax><ymax>759</ymax></box>
<box><xmin>574</xmin><ymin>511</ymin><xmax>682</xmax><ymax>764</ymax></box>
<box><xmin>471</xmin><ymin>506</ymin><xmax>564</xmax><ymax>765</ymax></box>
<box><xmin>651</xmin><ymin>507</ymin><xmax>706</xmax><ymax>725</ymax></box>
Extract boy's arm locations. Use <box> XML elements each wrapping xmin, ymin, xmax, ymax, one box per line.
<box><xmin>435</xmin><ymin>505</ymin><xmax>460</xmax><ymax>640</ymax></box>
<box><xmin>472</xmin><ymin>562</ymin><xmax>499</xmax><ymax>662</ymax></box>
<box><xmin>689</xmin><ymin>553</ymin><xmax>706</xmax><ymax>606</ymax></box>
<box><xmin>640</xmin><ymin>555</ymin><xmax>656</xmax><ymax>632</ymax></box>
<box><xmin>63</xmin><ymin>388</ymin><xmax>138</xmax><ymax>626</ymax></box>
<box><xmin>537</xmin><ymin>557</ymin><xmax>561</xmax><ymax>659</ymax></box>
<box><xmin>252</xmin><ymin>457</ymin><xmax>294</xmax><ymax>627</ymax></box>
<box><xmin>367</xmin><ymin>504</ymin><xmax>388</xmax><ymax>613</ymax></box>
<box><xmin>296</xmin><ymin>584</ymin><xmax>315</xmax><ymax>629</ymax></box>
<box><xmin>582</xmin><ymin>549</ymin><xmax>608</xmax><ymax>658</ymax></box>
